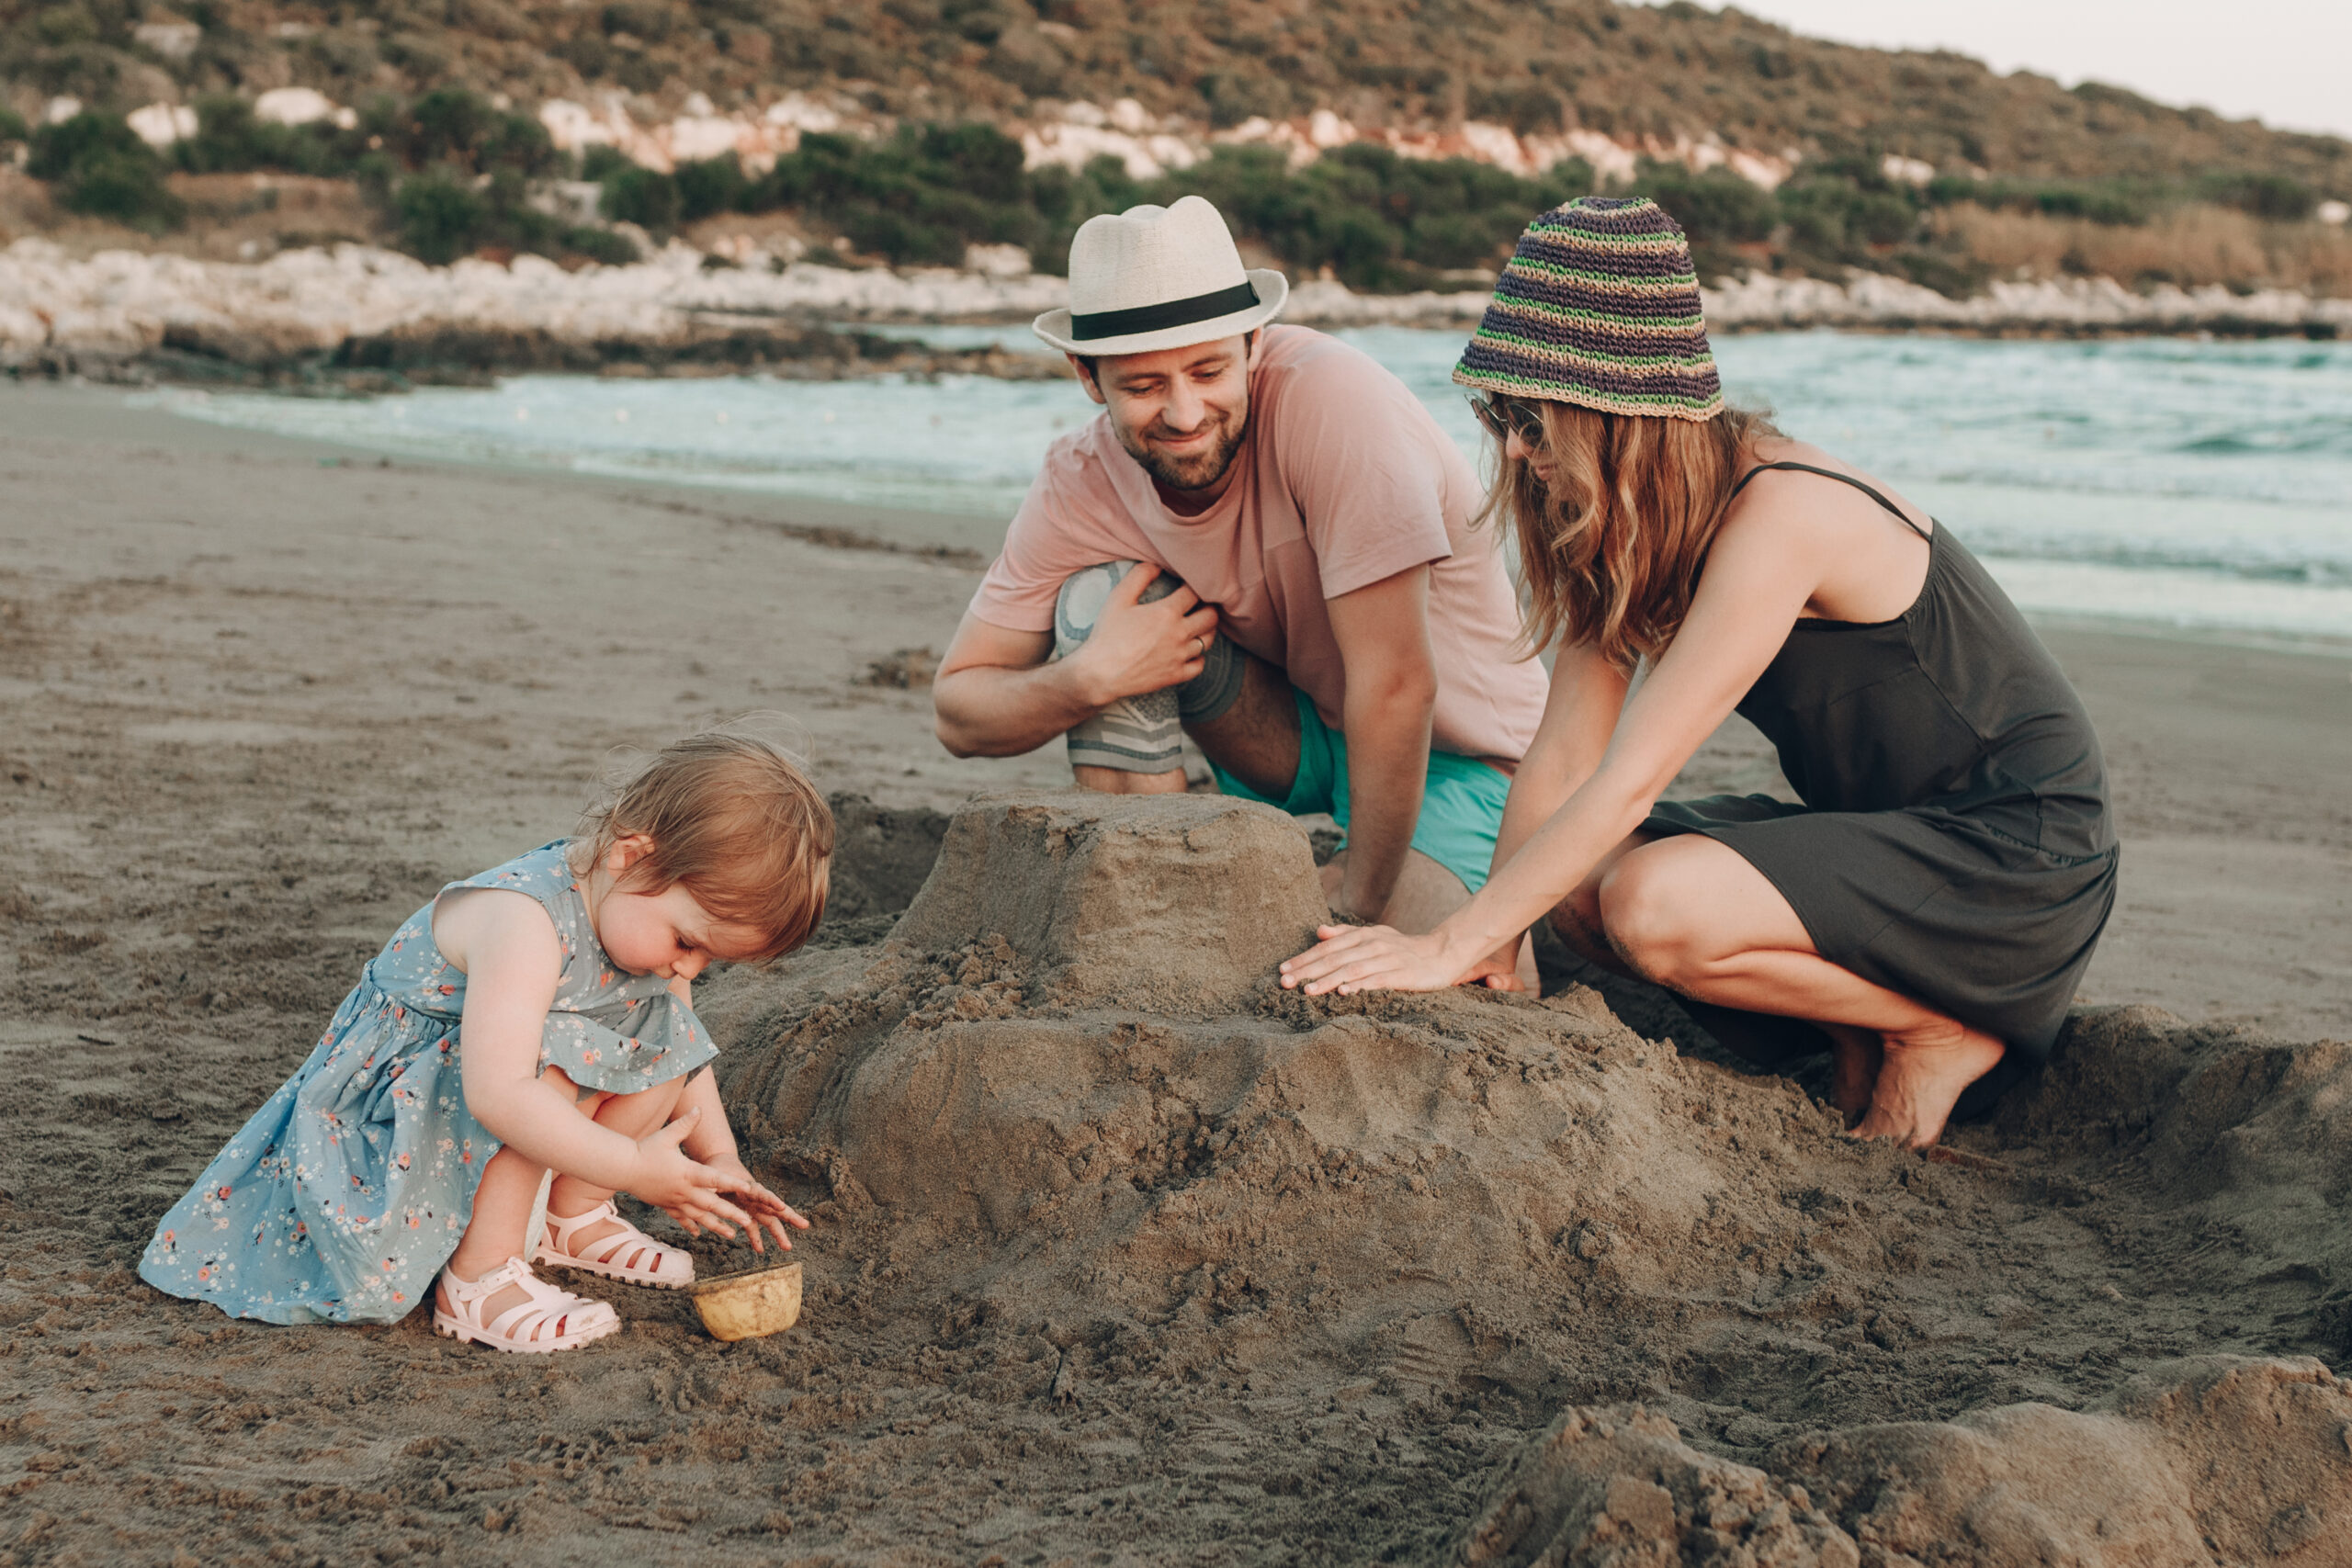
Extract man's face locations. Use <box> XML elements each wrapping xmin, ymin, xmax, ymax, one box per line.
<box><xmin>1073</xmin><ymin>334</ymin><xmax>1256</xmax><ymax>492</ymax></box>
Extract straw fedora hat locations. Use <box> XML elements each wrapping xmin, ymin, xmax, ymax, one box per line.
<box><xmin>1033</xmin><ymin>195</ymin><xmax>1288</xmax><ymax>358</ymax></box>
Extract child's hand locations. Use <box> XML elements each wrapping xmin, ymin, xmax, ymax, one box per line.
<box><xmin>699</xmin><ymin>1154</ymin><xmax>811</xmax><ymax>1255</ymax></box>
<box><xmin>627</xmin><ymin>1108</ymin><xmax>762</xmax><ymax>1242</ymax></box>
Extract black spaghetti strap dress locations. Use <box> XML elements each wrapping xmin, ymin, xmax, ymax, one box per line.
<box><xmin>1643</xmin><ymin>462</ymin><xmax>2117</xmax><ymax>1113</ymax></box>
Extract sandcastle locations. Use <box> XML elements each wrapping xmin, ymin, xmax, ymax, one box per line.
<box><xmin>704</xmin><ymin>790</ymin><xmax>2352</xmax><ymax>1567</ymax></box>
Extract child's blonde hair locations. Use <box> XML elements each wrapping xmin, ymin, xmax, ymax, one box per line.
<box><xmin>575</xmin><ymin>731</ymin><xmax>833</xmax><ymax>962</ymax></box>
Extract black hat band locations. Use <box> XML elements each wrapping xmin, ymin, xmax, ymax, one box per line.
<box><xmin>1069</xmin><ymin>280</ymin><xmax>1261</xmax><ymax>342</ymax></box>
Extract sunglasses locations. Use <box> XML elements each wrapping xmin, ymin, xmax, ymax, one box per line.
<box><xmin>1470</xmin><ymin>392</ymin><xmax>1550</xmax><ymax>449</ymax></box>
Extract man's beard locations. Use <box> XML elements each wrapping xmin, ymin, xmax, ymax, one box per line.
<box><xmin>1117</xmin><ymin>408</ymin><xmax>1249</xmax><ymax>492</ymax></box>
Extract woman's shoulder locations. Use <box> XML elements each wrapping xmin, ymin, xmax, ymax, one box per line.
<box><xmin>1726</xmin><ymin>439</ymin><xmax>1933</xmax><ymax>536</ymax></box>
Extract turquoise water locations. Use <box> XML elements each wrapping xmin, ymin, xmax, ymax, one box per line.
<box><xmin>149</xmin><ymin>329</ymin><xmax>2352</xmax><ymax>640</ymax></box>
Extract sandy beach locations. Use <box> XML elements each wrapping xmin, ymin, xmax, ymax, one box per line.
<box><xmin>2</xmin><ymin>383</ymin><xmax>2347</xmax><ymax>1564</ymax></box>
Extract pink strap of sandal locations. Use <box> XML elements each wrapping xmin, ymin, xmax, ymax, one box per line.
<box><xmin>535</xmin><ymin>1201</ymin><xmax>695</xmax><ymax>1289</ymax></box>
<box><xmin>433</xmin><ymin>1257</ymin><xmax>620</xmax><ymax>1354</ymax></box>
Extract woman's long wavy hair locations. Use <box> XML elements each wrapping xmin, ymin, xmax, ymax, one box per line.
<box><xmin>1485</xmin><ymin>400</ymin><xmax>1778</xmax><ymax>671</ymax></box>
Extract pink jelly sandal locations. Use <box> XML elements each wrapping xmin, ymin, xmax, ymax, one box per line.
<box><xmin>433</xmin><ymin>1257</ymin><xmax>621</xmax><ymax>1354</ymax></box>
<box><xmin>535</xmin><ymin>1201</ymin><xmax>696</xmax><ymax>1290</ymax></box>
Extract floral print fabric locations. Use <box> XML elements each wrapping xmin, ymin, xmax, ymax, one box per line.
<box><xmin>138</xmin><ymin>841</ymin><xmax>715</xmax><ymax>1325</ymax></box>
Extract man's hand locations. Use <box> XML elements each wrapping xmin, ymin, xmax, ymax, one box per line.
<box><xmin>933</xmin><ymin>566</ymin><xmax>1219</xmax><ymax>760</ymax></box>
<box><xmin>1066</xmin><ymin>562</ymin><xmax>1220</xmax><ymax>707</ymax></box>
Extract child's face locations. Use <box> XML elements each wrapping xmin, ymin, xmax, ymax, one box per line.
<box><xmin>594</xmin><ymin>838</ymin><xmax>768</xmax><ymax>979</ymax></box>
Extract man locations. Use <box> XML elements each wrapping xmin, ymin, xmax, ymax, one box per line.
<box><xmin>933</xmin><ymin>195</ymin><xmax>1547</xmax><ymax>958</ymax></box>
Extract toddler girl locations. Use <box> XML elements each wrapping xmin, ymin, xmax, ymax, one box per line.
<box><xmin>141</xmin><ymin>732</ymin><xmax>832</xmax><ymax>1352</ymax></box>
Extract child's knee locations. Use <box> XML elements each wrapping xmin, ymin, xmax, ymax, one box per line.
<box><xmin>594</xmin><ymin>1074</ymin><xmax>687</xmax><ymax>1133</ymax></box>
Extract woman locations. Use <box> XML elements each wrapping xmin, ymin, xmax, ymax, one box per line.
<box><xmin>1279</xmin><ymin>197</ymin><xmax>2116</xmax><ymax>1149</ymax></box>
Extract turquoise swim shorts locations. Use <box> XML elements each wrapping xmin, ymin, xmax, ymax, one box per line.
<box><xmin>1212</xmin><ymin>688</ymin><xmax>1512</xmax><ymax>893</ymax></box>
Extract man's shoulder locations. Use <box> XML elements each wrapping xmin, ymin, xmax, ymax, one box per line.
<box><xmin>1254</xmin><ymin>324</ymin><xmax>1465</xmax><ymax>481</ymax></box>
<box><xmin>1258</xmin><ymin>323</ymin><xmax>1433</xmax><ymax>425</ymax></box>
<box><xmin>1012</xmin><ymin>413</ymin><xmax>1143</xmax><ymax>538</ymax></box>
<box><xmin>1023</xmin><ymin>414</ymin><xmax>1118</xmax><ymax>499</ymax></box>
<box><xmin>1257</xmin><ymin>322</ymin><xmax>1386</xmax><ymax>385</ymax></box>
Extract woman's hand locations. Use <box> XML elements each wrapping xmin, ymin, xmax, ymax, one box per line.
<box><xmin>628</xmin><ymin>1108</ymin><xmax>761</xmax><ymax>1240</ymax></box>
<box><xmin>1279</xmin><ymin>923</ymin><xmax>1472</xmax><ymax>996</ymax></box>
<box><xmin>696</xmin><ymin>1153</ymin><xmax>810</xmax><ymax>1254</ymax></box>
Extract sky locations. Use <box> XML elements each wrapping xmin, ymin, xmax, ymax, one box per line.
<box><xmin>1654</xmin><ymin>1</ymin><xmax>2352</xmax><ymax>141</ymax></box>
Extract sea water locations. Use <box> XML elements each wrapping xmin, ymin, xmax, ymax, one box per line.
<box><xmin>150</xmin><ymin>328</ymin><xmax>2352</xmax><ymax>641</ymax></box>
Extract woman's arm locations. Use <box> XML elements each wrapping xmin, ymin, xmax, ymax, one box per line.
<box><xmin>1458</xmin><ymin>643</ymin><xmax>1632</xmax><ymax>981</ymax></box>
<box><xmin>1281</xmin><ymin>508</ymin><xmax>1820</xmax><ymax>995</ymax></box>
<box><xmin>1491</xmin><ymin>641</ymin><xmax>1634</xmax><ymax>889</ymax></box>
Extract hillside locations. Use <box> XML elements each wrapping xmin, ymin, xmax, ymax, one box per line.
<box><xmin>9</xmin><ymin>0</ymin><xmax>2349</xmax><ymax>187</ymax></box>
<box><xmin>0</xmin><ymin>0</ymin><xmax>2347</xmax><ymax>307</ymax></box>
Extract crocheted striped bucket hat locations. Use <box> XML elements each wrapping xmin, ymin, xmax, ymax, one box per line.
<box><xmin>1453</xmin><ymin>196</ymin><xmax>1724</xmax><ymax>422</ymax></box>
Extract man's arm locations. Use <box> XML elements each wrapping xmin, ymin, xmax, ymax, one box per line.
<box><xmin>933</xmin><ymin>562</ymin><xmax>1218</xmax><ymax>757</ymax></box>
<box><xmin>1324</xmin><ymin>564</ymin><xmax>1438</xmax><ymax>922</ymax></box>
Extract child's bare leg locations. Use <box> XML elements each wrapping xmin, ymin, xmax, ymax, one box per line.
<box><xmin>545</xmin><ymin>1073</ymin><xmax>692</xmax><ymax>1250</ymax></box>
<box><xmin>440</xmin><ymin>1066</ymin><xmax>602</xmax><ymax>1325</ymax></box>
<box><xmin>446</xmin><ymin>1144</ymin><xmax>545</xmax><ymax>1283</ymax></box>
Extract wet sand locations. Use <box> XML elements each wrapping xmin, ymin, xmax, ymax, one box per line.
<box><xmin>0</xmin><ymin>383</ymin><xmax>2346</xmax><ymax>1564</ymax></box>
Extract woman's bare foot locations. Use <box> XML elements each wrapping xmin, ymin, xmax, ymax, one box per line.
<box><xmin>1821</xmin><ymin>1023</ymin><xmax>1884</xmax><ymax>1129</ymax></box>
<box><xmin>1852</xmin><ymin>1021</ymin><xmax>2007</xmax><ymax>1149</ymax></box>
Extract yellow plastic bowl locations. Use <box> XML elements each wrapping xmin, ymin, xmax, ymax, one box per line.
<box><xmin>689</xmin><ymin>1259</ymin><xmax>803</xmax><ymax>1342</ymax></box>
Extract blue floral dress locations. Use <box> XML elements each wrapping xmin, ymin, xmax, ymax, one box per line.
<box><xmin>139</xmin><ymin>842</ymin><xmax>717</xmax><ymax>1325</ymax></box>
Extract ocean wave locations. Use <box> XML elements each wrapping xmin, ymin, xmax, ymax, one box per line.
<box><xmin>150</xmin><ymin>328</ymin><xmax>2352</xmax><ymax>639</ymax></box>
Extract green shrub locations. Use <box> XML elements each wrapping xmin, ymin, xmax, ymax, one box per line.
<box><xmin>175</xmin><ymin>94</ymin><xmax>364</xmax><ymax>176</ymax></box>
<box><xmin>402</xmin><ymin>87</ymin><xmax>492</xmax><ymax>166</ymax></box>
<box><xmin>394</xmin><ymin>164</ymin><xmax>575</xmax><ymax>263</ymax></box>
<box><xmin>1776</xmin><ymin>172</ymin><xmax>1923</xmax><ymax>259</ymax></box>
<box><xmin>723</xmin><ymin>120</ymin><xmax>1602</xmax><ymax>287</ymax></box>
<box><xmin>1635</xmin><ymin>161</ymin><xmax>1776</xmax><ymax>245</ymax></box>
<box><xmin>1122</xmin><ymin>142</ymin><xmax>1597</xmax><ymax>289</ymax></box>
<box><xmin>1929</xmin><ymin>175</ymin><xmax>2154</xmax><ymax>228</ymax></box>
<box><xmin>741</xmin><ymin>125</ymin><xmax>1035</xmax><ymax>267</ymax></box>
<box><xmin>28</xmin><ymin>112</ymin><xmax>183</xmax><ymax>231</ymax></box>
<box><xmin>579</xmin><ymin>144</ymin><xmax>633</xmax><ymax>182</ymax></box>
<box><xmin>394</xmin><ymin>165</ymin><xmax>487</xmax><ymax>264</ymax></box>
<box><xmin>563</xmin><ymin>225</ymin><xmax>640</xmax><ymax>265</ymax></box>
<box><xmin>0</xmin><ymin>107</ymin><xmax>29</xmax><ymax>144</ymax></box>
<box><xmin>673</xmin><ymin>154</ymin><xmax>746</xmax><ymax>222</ymax></box>
<box><xmin>2202</xmin><ymin>172</ymin><xmax>2313</xmax><ymax>222</ymax></box>
<box><xmin>601</xmin><ymin>164</ymin><xmax>682</xmax><ymax>231</ymax></box>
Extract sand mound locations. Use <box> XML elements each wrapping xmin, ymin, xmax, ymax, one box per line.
<box><xmin>703</xmin><ymin>790</ymin><xmax>2352</xmax><ymax>1563</ymax></box>
<box><xmin>1463</xmin><ymin>1356</ymin><xmax>2352</xmax><ymax>1566</ymax></box>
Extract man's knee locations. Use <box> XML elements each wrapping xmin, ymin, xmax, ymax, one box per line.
<box><xmin>1053</xmin><ymin>560</ymin><xmax>1170</xmax><ymax>657</ymax></box>
<box><xmin>1595</xmin><ymin>847</ymin><xmax>1713</xmax><ymax>988</ymax></box>
<box><xmin>1054</xmin><ymin>562</ymin><xmax>1243</xmax><ymax>723</ymax></box>
<box><xmin>1056</xmin><ymin>562</ymin><xmax>1245</xmax><ymax>780</ymax></box>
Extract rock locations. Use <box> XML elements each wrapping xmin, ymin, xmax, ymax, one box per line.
<box><xmin>1461</xmin><ymin>1359</ymin><xmax>2352</xmax><ymax>1568</ymax></box>
<box><xmin>4</xmin><ymin>239</ymin><xmax>2343</xmax><ymax>387</ymax></box>
<box><xmin>2100</xmin><ymin>1356</ymin><xmax>2352</xmax><ymax>1565</ymax></box>
<box><xmin>1457</xmin><ymin>1404</ymin><xmax>1860</xmax><ymax>1568</ymax></box>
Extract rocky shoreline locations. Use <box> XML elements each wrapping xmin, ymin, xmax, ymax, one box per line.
<box><xmin>2</xmin><ymin>236</ymin><xmax>2344</xmax><ymax>390</ymax></box>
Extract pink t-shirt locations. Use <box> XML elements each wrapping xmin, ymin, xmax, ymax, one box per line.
<box><xmin>968</xmin><ymin>325</ymin><xmax>1547</xmax><ymax>762</ymax></box>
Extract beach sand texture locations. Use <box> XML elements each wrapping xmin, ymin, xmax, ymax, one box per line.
<box><xmin>1</xmin><ymin>387</ymin><xmax>2348</xmax><ymax>1563</ymax></box>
